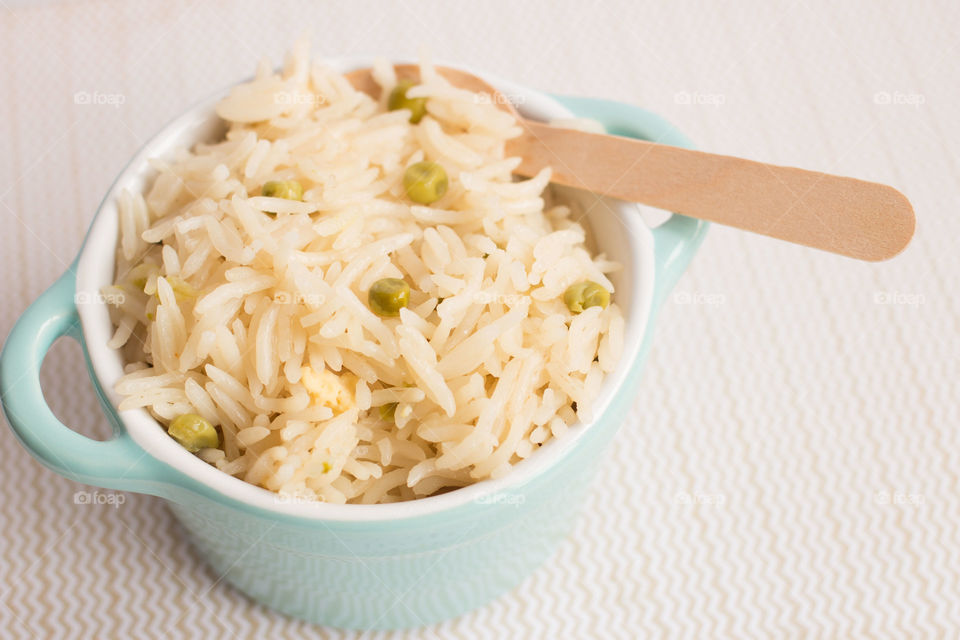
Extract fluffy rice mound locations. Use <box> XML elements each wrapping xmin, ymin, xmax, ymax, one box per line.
<box><xmin>107</xmin><ymin>43</ymin><xmax>624</xmax><ymax>504</ymax></box>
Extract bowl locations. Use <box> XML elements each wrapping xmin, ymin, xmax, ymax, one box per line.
<box><xmin>0</xmin><ymin>57</ymin><xmax>707</xmax><ymax>630</ymax></box>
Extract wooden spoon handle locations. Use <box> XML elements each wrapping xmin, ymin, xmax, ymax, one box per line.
<box><xmin>510</xmin><ymin>121</ymin><xmax>915</xmax><ymax>261</ymax></box>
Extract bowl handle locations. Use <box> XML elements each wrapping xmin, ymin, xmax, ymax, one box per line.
<box><xmin>650</xmin><ymin>214</ymin><xmax>708</xmax><ymax>308</ymax></box>
<box><xmin>552</xmin><ymin>95</ymin><xmax>709</xmax><ymax>307</ymax></box>
<box><xmin>0</xmin><ymin>269</ymin><xmax>164</xmax><ymax>490</ymax></box>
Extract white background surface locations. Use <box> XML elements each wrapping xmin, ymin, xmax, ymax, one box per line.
<box><xmin>1</xmin><ymin>1</ymin><xmax>957</xmax><ymax>638</ymax></box>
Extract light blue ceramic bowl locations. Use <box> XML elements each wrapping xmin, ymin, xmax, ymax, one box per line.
<box><xmin>0</xmin><ymin>59</ymin><xmax>706</xmax><ymax>630</ymax></box>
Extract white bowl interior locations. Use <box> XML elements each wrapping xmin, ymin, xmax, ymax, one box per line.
<box><xmin>75</xmin><ymin>58</ymin><xmax>654</xmax><ymax>521</ymax></box>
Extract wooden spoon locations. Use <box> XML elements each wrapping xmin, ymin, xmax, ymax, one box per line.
<box><xmin>346</xmin><ymin>65</ymin><xmax>915</xmax><ymax>262</ymax></box>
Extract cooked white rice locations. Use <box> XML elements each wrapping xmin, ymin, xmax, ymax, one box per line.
<box><xmin>107</xmin><ymin>42</ymin><xmax>624</xmax><ymax>504</ymax></box>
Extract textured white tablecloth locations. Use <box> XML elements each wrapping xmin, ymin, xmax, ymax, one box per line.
<box><xmin>1</xmin><ymin>1</ymin><xmax>957</xmax><ymax>637</ymax></box>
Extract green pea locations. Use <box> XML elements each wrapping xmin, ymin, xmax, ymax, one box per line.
<box><xmin>262</xmin><ymin>180</ymin><xmax>303</xmax><ymax>201</ymax></box>
<box><xmin>129</xmin><ymin>262</ymin><xmax>158</xmax><ymax>290</ymax></box>
<box><xmin>168</xmin><ymin>414</ymin><xmax>219</xmax><ymax>453</ymax></box>
<box><xmin>379</xmin><ymin>402</ymin><xmax>398</xmax><ymax>421</ymax></box>
<box><xmin>403</xmin><ymin>161</ymin><xmax>448</xmax><ymax>205</ymax></box>
<box><xmin>563</xmin><ymin>281</ymin><xmax>610</xmax><ymax>314</ymax></box>
<box><xmin>387</xmin><ymin>79</ymin><xmax>428</xmax><ymax>123</ymax></box>
<box><xmin>155</xmin><ymin>275</ymin><xmax>197</xmax><ymax>302</ymax></box>
<box><xmin>368</xmin><ymin>278</ymin><xmax>410</xmax><ymax>317</ymax></box>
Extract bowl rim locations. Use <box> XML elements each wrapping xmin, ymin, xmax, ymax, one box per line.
<box><xmin>74</xmin><ymin>56</ymin><xmax>655</xmax><ymax>522</ymax></box>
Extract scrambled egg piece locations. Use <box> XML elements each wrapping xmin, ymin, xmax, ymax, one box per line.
<box><xmin>301</xmin><ymin>366</ymin><xmax>356</xmax><ymax>414</ymax></box>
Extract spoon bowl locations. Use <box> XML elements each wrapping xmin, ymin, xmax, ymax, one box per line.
<box><xmin>347</xmin><ymin>65</ymin><xmax>915</xmax><ymax>262</ymax></box>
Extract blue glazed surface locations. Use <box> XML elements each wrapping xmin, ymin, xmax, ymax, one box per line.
<box><xmin>0</xmin><ymin>95</ymin><xmax>706</xmax><ymax>630</ymax></box>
